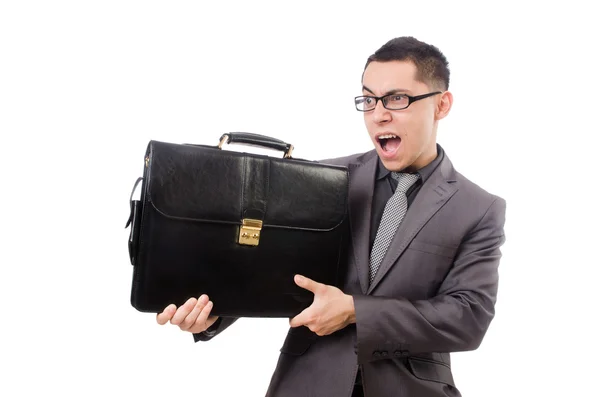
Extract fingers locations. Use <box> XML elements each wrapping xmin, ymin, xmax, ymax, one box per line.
<box><xmin>188</xmin><ymin>300</ymin><xmax>215</xmax><ymax>333</ymax></box>
<box><xmin>179</xmin><ymin>295</ymin><xmax>211</xmax><ymax>331</ymax></box>
<box><xmin>294</xmin><ymin>275</ymin><xmax>324</xmax><ymax>294</ymax></box>
<box><xmin>156</xmin><ymin>296</ymin><xmax>217</xmax><ymax>333</ymax></box>
<box><xmin>169</xmin><ymin>297</ymin><xmax>198</xmax><ymax>326</ymax></box>
<box><xmin>289</xmin><ymin>315</ymin><xmax>301</xmax><ymax>328</ymax></box>
<box><xmin>289</xmin><ymin>307</ymin><xmax>313</xmax><ymax>328</ymax></box>
<box><xmin>290</xmin><ymin>312</ymin><xmax>331</xmax><ymax>336</ymax></box>
<box><xmin>156</xmin><ymin>304</ymin><xmax>176</xmax><ymax>325</ymax></box>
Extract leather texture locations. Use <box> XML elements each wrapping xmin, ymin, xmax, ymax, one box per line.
<box><xmin>221</xmin><ymin>132</ymin><xmax>292</xmax><ymax>154</ymax></box>
<box><xmin>126</xmin><ymin>138</ymin><xmax>349</xmax><ymax>317</ymax></box>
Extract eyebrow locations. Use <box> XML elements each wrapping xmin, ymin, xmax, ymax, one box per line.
<box><xmin>362</xmin><ymin>85</ymin><xmax>411</xmax><ymax>96</ymax></box>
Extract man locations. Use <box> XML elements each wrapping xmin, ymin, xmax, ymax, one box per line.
<box><xmin>157</xmin><ymin>36</ymin><xmax>506</xmax><ymax>397</ymax></box>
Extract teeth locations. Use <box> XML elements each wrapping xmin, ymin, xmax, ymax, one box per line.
<box><xmin>378</xmin><ymin>134</ymin><xmax>398</xmax><ymax>140</ymax></box>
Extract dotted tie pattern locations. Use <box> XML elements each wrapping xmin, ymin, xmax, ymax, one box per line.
<box><xmin>369</xmin><ymin>172</ymin><xmax>420</xmax><ymax>284</ymax></box>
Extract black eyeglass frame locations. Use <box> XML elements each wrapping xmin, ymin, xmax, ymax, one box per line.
<box><xmin>354</xmin><ymin>91</ymin><xmax>442</xmax><ymax>111</ymax></box>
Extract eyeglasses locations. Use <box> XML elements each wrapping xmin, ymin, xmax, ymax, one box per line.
<box><xmin>354</xmin><ymin>91</ymin><xmax>442</xmax><ymax>111</ymax></box>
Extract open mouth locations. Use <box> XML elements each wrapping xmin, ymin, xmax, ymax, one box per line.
<box><xmin>377</xmin><ymin>134</ymin><xmax>402</xmax><ymax>153</ymax></box>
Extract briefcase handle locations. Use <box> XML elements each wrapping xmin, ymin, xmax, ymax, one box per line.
<box><xmin>218</xmin><ymin>132</ymin><xmax>294</xmax><ymax>159</ymax></box>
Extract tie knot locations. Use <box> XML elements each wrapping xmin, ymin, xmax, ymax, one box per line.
<box><xmin>391</xmin><ymin>172</ymin><xmax>420</xmax><ymax>193</ymax></box>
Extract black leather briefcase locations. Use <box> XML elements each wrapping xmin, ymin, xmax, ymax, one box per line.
<box><xmin>125</xmin><ymin>133</ymin><xmax>349</xmax><ymax>317</ymax></box>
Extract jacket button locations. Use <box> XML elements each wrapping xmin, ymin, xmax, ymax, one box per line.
<box><xmin>381</xmin><ymin>351</ymin><xmax>389</xmax><ymax>357</ymax></box>
<box><xmin>394</xmin><ymin>350</ymin><xmax>410</xmax><ymax>358</ymax></box>
<box><xmin>373</xmin><ymin>351</ymin><xmax>381</xmax><ymax>358</ymax></box>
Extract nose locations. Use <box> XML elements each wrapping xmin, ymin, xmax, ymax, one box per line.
<box><xmin>371</xmin><ymin>99</ymin><xmax>391</xmax><ymax>124</ymax></box>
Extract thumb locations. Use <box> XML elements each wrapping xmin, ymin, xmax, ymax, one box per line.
<box><xmin>294</xmin><ymin>274</ymin><xmax>323</xmax><ymax>294</ymax></box>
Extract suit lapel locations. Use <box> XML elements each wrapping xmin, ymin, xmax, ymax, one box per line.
<box><xmin>347</xmin><ymin>152</ymin><xmax>378</xmax><ymax>294</ymax></box>
<box><xmin>367</xmin><ymin>155</ymin><xmax>459</xmax><ymax>294</ymax></box>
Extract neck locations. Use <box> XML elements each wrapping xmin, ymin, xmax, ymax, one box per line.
<box><xmin>406</xmin><ymin>144</ymin><xmax>437</xmax><ymax>172</ymax></box>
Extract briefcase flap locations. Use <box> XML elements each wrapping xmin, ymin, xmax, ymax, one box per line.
<box><xmin>145</xmin><ymin>140</ymin><xmax>348</xmax><ymax>231</ymax></box>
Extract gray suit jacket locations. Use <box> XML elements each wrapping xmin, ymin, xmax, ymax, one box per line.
<box><xmin>199</xmin><ymin>148</ymin><xmax>506</xmax><ymax>397</ymax></box>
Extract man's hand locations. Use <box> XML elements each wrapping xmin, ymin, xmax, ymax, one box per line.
<box><xmin>156</xmin><ymin>294</ymin><xmax>219</xmax><ymax>334</ymax></box>
<box><xmin>289</xmin><ymin>275</ymin><xmax>356</xmax><ymax>336</ymax></box>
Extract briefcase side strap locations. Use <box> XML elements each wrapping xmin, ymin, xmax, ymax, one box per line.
<box><xmin>219</xmin><ymin>132</ymin><xmax>294</xmax><ymax>159</ymax></box>
<box><xmin>125</xmin><ymin>177</ymin><xmax>144</xmax><ymax>265</ymax></box>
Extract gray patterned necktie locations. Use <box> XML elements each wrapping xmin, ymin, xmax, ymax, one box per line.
<box><xmin>369</xmin><ymin>172</ymin><xmax>420</xmax><ymax>284</ymax></box>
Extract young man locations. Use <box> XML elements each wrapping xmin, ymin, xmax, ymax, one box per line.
<box><xmin>157</xmin><ymin>36</ymin><xmax>507</xmax><ymax>397</ymax></box>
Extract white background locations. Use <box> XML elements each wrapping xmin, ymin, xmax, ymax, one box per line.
<box><xmin>1</xmin><ymin>1</ymin><xmax>598</xmax><ymax>396</ymax></box>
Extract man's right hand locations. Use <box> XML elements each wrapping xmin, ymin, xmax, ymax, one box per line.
<box><xmin>156</xmin><ymin>294</ymin><xmax>219</xmax><ymax>333</ymax></box>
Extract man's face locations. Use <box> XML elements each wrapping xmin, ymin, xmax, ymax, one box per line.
<box><xmin>361</xmin><ymin>60</ymin><xmax>444</xmax><ymax>172</ymax></box>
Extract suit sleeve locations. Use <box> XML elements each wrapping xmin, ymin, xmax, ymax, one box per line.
<box><xmin>192</xmin><ymin>317</ymin><xmax>238</xmax><ymax>342</ymax></box>
<box><xmin>352</xmin><ymin>197</ymin><xmax>506</xmax><ymax>364</ymax></box>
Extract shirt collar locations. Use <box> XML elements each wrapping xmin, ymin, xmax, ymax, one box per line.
<box><xmin>376</xmin><ymin>143</ymin><xmax>445</xmax><ymax>183</ymax></box>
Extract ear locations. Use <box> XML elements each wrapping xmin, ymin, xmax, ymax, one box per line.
<box><xmin>435</xmin><ymin>91</ymin><xmax>453</xmax><ymax>121</ymax></box>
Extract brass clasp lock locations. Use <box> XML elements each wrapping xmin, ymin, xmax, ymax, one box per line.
<box><xmin>238</xmin><ymin>219</ymin><xmax>263</xmax><ymax>246</ymax></box>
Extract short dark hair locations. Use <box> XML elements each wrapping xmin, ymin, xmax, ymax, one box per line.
<box><xmin>364</xmin><ymin>36</ymin><xmax>450</xmax><ymax>91</ymax></box>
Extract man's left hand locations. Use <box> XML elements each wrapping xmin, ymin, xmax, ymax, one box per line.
<box><xmin>289</xmin><ymin>274</ymin><xmax>356</xmax><ymax>336</ymax></box>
